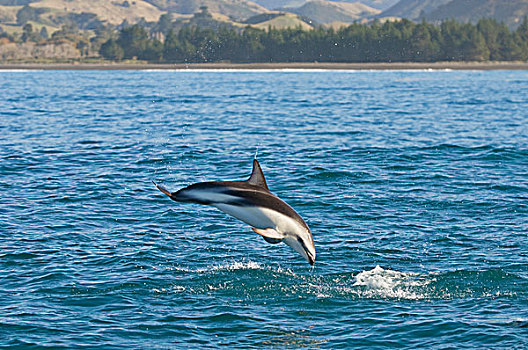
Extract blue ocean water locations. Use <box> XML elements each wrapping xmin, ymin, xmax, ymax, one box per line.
<box><xmin>0</xmin><ymin>69</ymin><xmax>527</xmax><ymax>349</ymax></box>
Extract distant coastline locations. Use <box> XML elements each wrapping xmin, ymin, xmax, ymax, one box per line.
<box><xmin>1</xmin><ymin>61</ymin><xmax>528</xmax><ymax>70</ymax></box>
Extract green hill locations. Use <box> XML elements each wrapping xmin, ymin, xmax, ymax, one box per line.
<box><xmin>31</xmin><ymin>0</ymin><xmax>164</xmax><ymax>25</ymax></box>
<box><xmin>356</xmin><ymin>0</ymin><xmax>398</xmax><ymax>10</ymax></box>
<box><xmin>253</xmin><ymin>1</ymin><xmax>303</xmax><ymax>10</ymax></box>
<box><xmin>0</xmin><ymin>0</ymin><xmax>271</xmax><ymax>28</ymax></box>
<box><xmin>250</xmin><ymin>12</ymin><xmax>313</xmax><ymax>30</ymax></box>
<box><xmin>379</xmin><ymin>0</ymin><xmax>452</xmax><ymax>20</ymax></box>
<box><xmin>0</xmin><ymin>0</ymin><xmax>36</xmax><ymax>4</ymax></box>
<box><xmin>0</xmin><ymin>0</ymin><xmax>278</xmax><ymax>37</ymax></box>
<box><xmin>0</xmin><ymin>4</ymin><xmax>19</xmax><ymax>22</ymax></box>
<box><xmin>255</xmin><ymin>0</ymin><xmax>398</xmax><ymax>11</ymax></box>
<box><xmin>380</xmin><ymin>0</ymin><xmax>528</xmax><ymax>28</ymax></box>
<box><xmin>425</xmin><ymin>0</ymin><xmax>528</xmax><ymax>28</ymax></box>
<box><xmin>143</xmin><ymin>0</ymin><xmax>268</xmax><ymax>20</ymax></box>
<box><xmin>281</xmin><ymin>0</ymin><xmax>380</xmax><ymax>25</ymax></box>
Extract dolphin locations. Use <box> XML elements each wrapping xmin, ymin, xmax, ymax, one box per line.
<box><xmin>154</xmin><ymin>159</ymin><xmax>316</xmax><ymax>265</ymax></box>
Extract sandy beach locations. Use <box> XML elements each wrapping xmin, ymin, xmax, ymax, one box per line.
<box><xmin>1</xmin><ymin>61</ymin><xmax>528</xmax><ymax>70</ymax></box>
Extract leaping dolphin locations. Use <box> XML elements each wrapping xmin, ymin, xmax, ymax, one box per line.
<box><xmin>154</xmin><ymin>159</ymin><xmax>316</xmax><ymax>265</ymax></box>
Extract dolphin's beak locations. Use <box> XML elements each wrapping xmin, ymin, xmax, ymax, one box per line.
<box><xmin>153</xmin><ymin>181</ymin><xmax>172</xmax><ymax>197</ymax></box>
<box><xmin>307</xmin><ymin>252</ymin><xmax>315</xmax><ymax>266</ymax></box>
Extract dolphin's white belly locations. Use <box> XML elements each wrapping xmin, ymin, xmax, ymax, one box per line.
<box><xmin>214</xmin><ymin>203</ymin><xmax>275</xmax><ymax>229</ymax></box>
<box><xmin>214</xmin><ymin>203</ymin><xmax>301</xmax><ymax>234</ymax></box>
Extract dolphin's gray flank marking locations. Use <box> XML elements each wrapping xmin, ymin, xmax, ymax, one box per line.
<box><xmin>155</xmin><ymin>159</ymin><xmax>316</xmax><ymax>265</ymax></box>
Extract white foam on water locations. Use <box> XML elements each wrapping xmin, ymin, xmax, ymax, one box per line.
<box><xmin>173</xmin><ymin>285</ymin><xmax>186</xmax><ymax>293</ymax></box>
<box><xmin>167</xmin><ymin>263</ymin><xmax>256</xmax><ymax>273</ymax></box>
<box><xmin>167</xmin><ymin>260</ymin><xmax>296</xmax><ymax>277</ymax></box>
<box><xmin>166</xmin><ymin>263</ymin><xmax>438</xmax><ymax>300</ymax></box>
<box><xmin>210</xmin><ymin>260</ymin><xmax>263</xmax><ymax>271</ymax></box>
<box><xmin>349</xmin><ymin>265</ymin><xmax>432</xmax><ymax>300</ymax></box>
<box><xmin>152</xmin><ymin>285</ymin><xmax>190</xmax><ymax>294</ymax></box>
<box><xmin>481</xmin><ymin>290</ymin><xmax>517</xmax><ymax>298</ymax></box>
<box><xmin>0</xmin><ymin>69</ymin><xmax>43</xmax><ymax>72</ymax></box>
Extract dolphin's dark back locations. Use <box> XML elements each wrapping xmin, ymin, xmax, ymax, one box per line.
<box><xmin>172</xmin><ymin>181</ymin><xmax>309</xmax><ymax>231</ymax></box>
<box><xmin>158</xmin><ymin>159</ymin><xmax>311</xmax><ymax>232</ymax></box>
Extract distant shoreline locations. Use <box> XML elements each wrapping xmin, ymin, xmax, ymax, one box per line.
<box><xmin>1</xmin><ymin>62</ymin><xmax>528</xmax><ymax>70</ymax></box>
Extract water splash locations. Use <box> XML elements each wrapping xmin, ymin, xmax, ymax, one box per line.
<box><xmin>167</xmin><ymin>260</ymin><xmax>296</xmax><ymax>276</ymax></box>
<box><xmin>350</xmin><ymin>265</ymin><xmax>431</xmax><ymax>300</ymax></box>
<box><xmin>160</xmin><ymin>262</ymin><xmax>523</xmax><ymax>301</ymax></box>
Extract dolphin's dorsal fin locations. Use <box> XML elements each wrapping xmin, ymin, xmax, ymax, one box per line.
<box><xmin>247</xmin><ymin>159</ymin><xmax>270</xmax><ymax>191</ymax></box>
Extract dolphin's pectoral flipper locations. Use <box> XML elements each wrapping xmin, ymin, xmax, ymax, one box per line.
<box><xmin>251</xmin><ymin>227</ymin><xmax>285</xmax><ymax>240</ymax></box>
<box><xmin>254</xmin><ymin>228</ymin><xmax>283</xmax><ymax>244</ymax></box>
<box><xmin>262</xmin><ymin>236</ymin><xmax>282</xmax><ymax>244</ymax></box>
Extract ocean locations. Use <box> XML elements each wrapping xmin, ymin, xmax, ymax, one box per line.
<box><xmin>0</xmin><ymin>69</ymin><xmax>527</xmax><ymax>349</ymax></box>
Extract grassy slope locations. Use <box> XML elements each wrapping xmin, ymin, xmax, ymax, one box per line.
<box><xmin>286</xmin><ymin>0</ymin><xmax>380</xmax><ymax>24</ymax></box>
<box><xmin>0</xmin><ymin>4</ymin><xmax>20</xmax><ymax>22</ymax></box>
<box><xmin>144</xmin><ymin>0</ymin><xmax>268</xmax><ymax>20</ymax></box>
<box><xmin>379</xmin><ymin>0</ymin><xmax>452</xmax><ymax>20</ymax></box>
<box><xmin>0</xmin><ymin>0</ymin><xmax>358</xmax><ymax>36</ymax></box>
<box><xmin>330</xmin><ymin>1</ymin><xmax>380</xmax><ymax>17</ymax></box>
<box><xmin>251</xmin><ymin>13</ymin><xmax>312</xmax><ymax>30</ymax></box>
<box><xmin>31</xmin><ymin>0</ymin><xmax>164</xmax><ymax>24</ymax></box>
<box><xmin>425</xmin><ymin>0</ymin><xmax>528</xmax><ymax>28</ymax></box>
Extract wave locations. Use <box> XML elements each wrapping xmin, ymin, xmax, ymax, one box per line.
<box><xmin>158</xmin><ymin>262</ymin><xmax>524</xmax><ymax>301</ymax></box>
<box><xmin>167</xmin><ymin>260</ymin><xmax>297</xmax><ymax>277</ymax></box>
<box><xmin>322</xmin><ymin>266</ymin><xmax>522</xmax><ymax>300</ymax></box>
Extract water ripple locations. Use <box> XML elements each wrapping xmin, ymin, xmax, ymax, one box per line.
<box><xmin>0</xmin><ymin>70</ymin><xmax>527</xmax><ymax>349</ymax></box>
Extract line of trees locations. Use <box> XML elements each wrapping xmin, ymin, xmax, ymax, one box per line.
<box><xmin>100</xmin><ymin>18</ymin><xmax>528</xmax><ymax>63</ymax></box>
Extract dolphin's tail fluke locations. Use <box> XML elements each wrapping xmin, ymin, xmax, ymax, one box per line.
<box><xmin>153</xmin><ymin>181</ymin><xmax>172</xmax><ymax>197</ymax></box>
